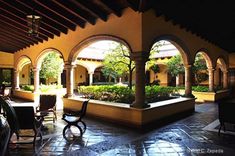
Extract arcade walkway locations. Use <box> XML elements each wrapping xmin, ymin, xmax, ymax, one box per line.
<box><xmin>9</xmin><ymin>102</ymin><xmax>235</xmax><ymax>156</ymax></box>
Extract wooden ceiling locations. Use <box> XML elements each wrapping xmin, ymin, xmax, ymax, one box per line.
<box><xmin>0</xmin><ymin>0</ymin><xmax>235</xmax><ymax>53</ymax></box>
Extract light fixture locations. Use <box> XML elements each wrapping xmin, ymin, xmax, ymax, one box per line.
<box><xmin>26</xmin><ymin>10</ymin><xmax>41</xmax><ymax>37</ymax></box>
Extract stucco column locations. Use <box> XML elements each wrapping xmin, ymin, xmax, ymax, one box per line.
<box><xmin>14</xmin><ymin>69</ymin><xmax>20</xmax><ymax>90</ymax></box>
<box><xmin>33</xmin><ymin>67</ymin><xmax>40</xmax><ymax>93</ymax></box>
<box><xmin>131</xmin><ymin>51</ymin><xmax>149</xmax><ymax>108</ymax></box>
<box><xmin>176</xmin><ymin>74</ymin><xmax>184</xmax><ymax>87</ymax></box>
<box><xmin>184</xmin><ymin>65</ymin><xmax>193</xmax><ymax>97</ymax></box>
<box><xmin>214</xmin><ymin>68</ymin><xmax>220</xmax><ymax>86</ymax></box>
<box><xmin>89</xmin><ymin>72</ymin><xmax>94</xmax><ymax>86</ymax></box>
<box><xmin>223</xmin><ymin>70</ymin><xmax>228</xmax><ymax>89</ymax></box>
<box><xmin>64</xmin><ymin>63</ymin><xmax>75</xmax><ymax>98</ymax></box>
<box><xmin>208</xmin><ymin>67</ymin><xmax>215</xmax><ymax>92</ymax></box>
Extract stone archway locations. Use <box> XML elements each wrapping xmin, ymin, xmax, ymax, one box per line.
<box><xmin>149</xmin><ymin>36</ymin><xmax>192</xmax><ymax>97</ymax></box>
<box><xmin>14</xmin><ymin>55</ymin><xmax>32</xmax><ymax>89</ymax></box>
<box><xmin>65</xmin><ymin>35</ymin><xmax>132</xmax><ymax>97</ymax></box>
<box><xmin>33</xmin><ymin>48</ymin><xmax>65</xmax><ymax>92</ymax></box>
<box><xmin>194</xmin><ymin>50</ymin><xmax>213</xmax><ymax>91</ymax></box>
<box><xmin>68</xmin><ymin>35</ymin><xmax>132</xmax><ymax>64</ymax></box>
<box><xmin>216</xmin><ymin>57</ymin><xmax>228</xmax><ymax>89</ymax></box>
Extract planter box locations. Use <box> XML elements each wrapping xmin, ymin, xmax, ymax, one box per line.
<box><xmin>178</xmin><ymin>89</ymin><xmax>230</xmax><ymax>103</ymax></box>
<box><xmin>63</xmin><ymin>97</ymin><xmax>195</xmax><ymax>127</ymax></box>
<box><xmin>13</xmin><ymin>89</ymin><xmax>39</xmax><ymax>102</ymax></box>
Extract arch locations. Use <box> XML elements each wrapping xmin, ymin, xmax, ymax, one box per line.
<box><xmin>76</xmin><ymin>62</ymin><xmax>90</xmax><ymax>72</ymax></box>
<box><xmin>68</xmin><ymin>35</ymin><xmax>132</xmax><ymax>64</ymax></box>
<box><xmin>149</xmin><ymin>34</ymin><xmax>191</xmax><ymax>65</ymax></box>
<box><xmin>94</xmin><ymin>64</ymin><xmax>104</xmax><ymax>71</ymax></box>
<box><xmin>35</xmin><ymin>48</ymin><xmax>65</xmax><ymax>69</ymax></box>
<box><xmin>216</xmin><ymin>56</ymin><xmax>228</xmax><ymax>72</ymax></box>
<box><xmin>194</xmin><ymin>49</ymin><xmax>213</xmax><ymax>68</ymax></box>
<box><xmin>15</xmin><ymin>55</ymin><xmax>32</xmax><ymax>71</ymax></box>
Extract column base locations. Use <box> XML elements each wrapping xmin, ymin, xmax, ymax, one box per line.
<box><xmin>182</xmin><ymin>94</ymin><xmax>195</xmax><ymax>98</ymax></box>
<box><xmin>130</xmin><ymin>101</ymin><xmax>150</xmax><ymax>109</ymax></box>
<box><xmin>64</xmin><ymin>94</ymin><xmax>74</xmax><ymax>98</ymax></box>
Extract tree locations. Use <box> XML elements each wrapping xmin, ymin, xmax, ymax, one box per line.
<box><xmin>40</xmin><ymin>52</ymin><xmax>63</xmax><ymax>84</ymax></box>
<box><xmin>167</xmin><ymin>53</ymin><xmax>208</xmax><ymax>85</ymax></box>
<box><xmin>167</xmin><ymin>54</ymin><xmax>185</xmax><ymax>77</ymax></box>
<box><xmin>102</xmin><ymin>42</ymin><xmax>135</xmax><ymax>89</ymax></box>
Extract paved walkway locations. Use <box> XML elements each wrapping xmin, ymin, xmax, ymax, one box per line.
<box><xmin>9</xmin><ymin>102</ymin><xmax>235</xmax><ymax>156</ymax></box>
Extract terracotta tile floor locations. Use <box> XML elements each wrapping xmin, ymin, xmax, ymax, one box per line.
<box><xmin>8</xmin><ymin>102</ymin><xmax>235</xmax><ymax>156</ymax></box>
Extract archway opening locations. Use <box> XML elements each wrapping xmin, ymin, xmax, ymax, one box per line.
<box><xmin>72</xmin><ymin>39</ymin><xmax>135</xmax><ymax>103</ymax></box>
<box><xmin>74</xmin><ymin>40</ymin><xmax>131</xmax><ymax>88</ymax></box>
<box><xmin>146</xmin><ymin>40</ymin><xmax>190</xmax><ymax>102</ymax></box>
<box><xmin>148</xmin><ymin>40</ymin><xmax>186</xmax><ymax>87</ymax></box>
<box><xmin>215</xmin><ymin>58</ymin><xmax>227</xmax><ymax>90</ymax></box>
<box><xmin>16</xmin><ymin>56</ymin><xmax>33</xmax><ymax>90</ymax></box>
<box><xmin>35</xmin><ymin>49</ymin><xmax>64</xmax><ymax>94</ymax></box>
<box><xmin>192</xmin><ymin>52</ymin><xmax>209</xmax><ymax>88</ymax></box>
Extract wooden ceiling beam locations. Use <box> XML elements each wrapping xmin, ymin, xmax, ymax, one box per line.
<box><xmin>1</xmin><ymin>0</ymin><xmax>59</xmax><ymax>37</ymax></box>
<box><xmin>99</xmin><ymin>0</ymin><xmax>122</xmax><ymax>17</ymax></box>
<box><xmin>0</xmin><ymin>38</ymin><xmax>25</xmax><ymax>50</ymax></box>
<box><xmin>71</xmin><ymin>0</ymin><xmax>108</xmax><ymax>22</ymax></box>
<box><xmin>15</xmin><ymin>0</ymin><xmax>68</xmax><ymax>36</ymax></box>
<box><xmin>0</xmin><ymin>14</ymin><xmax>46</xmax><ymax>43</ymax></box>
<box><xmin>0</xmin><ymin>27</ymin><xmax>34</xmax><ymax>45</ymax></box>
<box><xmin>52</xmin><ymin>0</ymin><xmax>96</xmax><ymax>25</ymax></box>
<box><xmin>0</xmin><ymin>8</ymin><xmax>49</xmax><ymax>40</ymax></box>
<box><xmin>16</xmin><ymin>0</ymin><xmax>68</xmax><ymax>34</ymax></box>
<box><xmin>0</xmin><ymin>33</ymin><xmax>29</xmax><ymax>49</ymax></box>
<box><xmin>125</xmin><ymin>0</ymin><xmax>139</xmax><ymax>11</ymax></box>
<box><xmin>34</xmin><ymin>0</ymin><xmax>77</xmax><ymax>31</ymax></box>
<box><xmin>38</xmin><ymin>0</ymin><xmax>86</xmax><ymax>28</ymax></box>
<box><xmin>0</xmin><ymin>17</ymin><xmax>41</xmax><ymax>43</ymax></box>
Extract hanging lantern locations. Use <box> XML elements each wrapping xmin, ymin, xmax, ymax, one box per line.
<box><xmin>27</xmin><ymin>14</ymin><xmax>41</xmax><ymax>37</ymax></box>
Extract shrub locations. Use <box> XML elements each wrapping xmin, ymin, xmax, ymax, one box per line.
<box><xmin>192</xmin><ymin>86</ymin><xmax>209</xmax><ymax>92</ymax></box>
<box><xmin>79</xmin><ymin>85</ymin><xmax>134</xmax><ymax>103</ymax></box>
<box><xmin>145</xmin><ymin>85</ymin><xmax>178</xmax><ymax>103</ymax></box>
<box><xmin>21</xmin><ymin>84</ymin><xmax>63</xmax><ymax>93</ymax></box>
<box><xmin>78</xmin><ymin>85</ymin><xmax>178</xmax><ymax>104</ymax></box>
<box><xmin>21</xmin><ymin>85</ymin><xmax>34</xmax><ymax>92</ymax></box>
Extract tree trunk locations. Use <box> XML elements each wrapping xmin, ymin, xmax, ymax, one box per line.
<box><xmin>129</xmin><ymin>68</ymin><xmax>132</xmax><ymax>90</ymax></box>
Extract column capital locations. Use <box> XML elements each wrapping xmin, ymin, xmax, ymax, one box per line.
<box><xmin>207</xmin><ymin>67</ymin><xmax>215</xmax><ymax>71</ymax></box>
<box><xmin>32</xmin><ymin>67</ymin><xmax>40</xmax><ymax>72</ymax></box>
<box><xmin>64</xmin><ymin>63</ymin><xmax>75</xmax><ymax>70</ymax></box>
<box><xmin>130</xmin><ymin>51</ymin><xmax>149</xmax><ymax>62</ymax></box>
<box><xmin>14</xmin><ymin>68</ymin><xmax>19</xmax><ymax>73</ymax></box>
<box><xmin>184</xmin><ymin>64</ymin><xmax>192</xmax><ymax>69</ymax></box>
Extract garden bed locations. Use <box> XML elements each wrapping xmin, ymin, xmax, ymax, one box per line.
<box><xmin>63</xmin><ymin>97</ymin><xmax>195</xmax><ymax>127</ymax></box>
<box><xmin>178</xmin><ymin>89</ymin><xmax>230</xmax><ymax>103</ymax></box>
<box><xmin>13</xmin><ymin>89</ymin><xmax>38</xmax><ymax>102</ymax></box>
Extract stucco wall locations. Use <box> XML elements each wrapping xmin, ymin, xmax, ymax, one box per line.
<box><xmin>74</xmin><ymin>65</ymin><xmax>87</xmax><ymax>87</ymax></box>
<box><xmin>20</xmin><ymin>63</ymin><xmax>31</xmax><ymax>85</ymax></box>
<box><xmin>0</xmin><ymin>51</ymin><xmax>14</xmax><ymax>68</ymax></box>
<box><xmin>14</xmin><ymin>8</ymin><xmax>142</xmax><ymax>67</ymax></box>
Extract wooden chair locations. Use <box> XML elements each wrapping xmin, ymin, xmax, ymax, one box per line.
<box><xmin>62</xmin><ymin>100</ymin><xmax>89</xmax><ymax>139</ymax></box>
<box><xmin>36</xmin><ymin>94</ymin><xmax>57</xmax><ymax>123</ymax></box>
<box><xmin>0</xmin><ymin>97</ymin><xmax>43</xmax><ymax>146</ymax></box>
<box><xmin>0</xmin><ymin>115</ymin><xmax>11</xmax><ymax>156</ymax></box>
<box><xmin>218</xmin><ymin>99</ymin><xmax>235</xmax><ymax>135</ymax></box>
<box><xmin>0</xmin><ymin>84</ymin><xmax>6</xmax><ymax>96</ymax></box>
